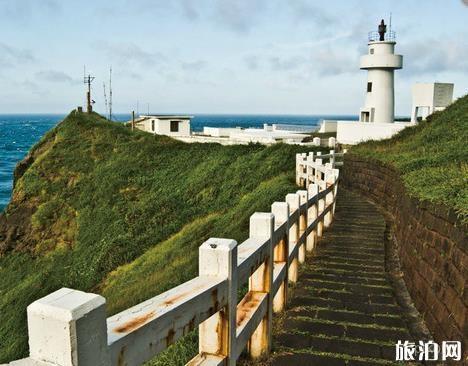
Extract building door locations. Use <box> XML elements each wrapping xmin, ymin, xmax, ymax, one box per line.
<box><xmin>360</xmin><ymin>111</ymin><xmax>370</xmax><ymax>122</ymax></box>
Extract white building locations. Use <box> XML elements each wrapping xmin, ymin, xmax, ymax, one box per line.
<box><xmin>198</xmin><ymin>124</ymin><xmax>310</xmax><ymax>145</ymax></box>
<box><xmin>411</xmin><ymin>83</ymin><xmax>454</xmax><ymax>122</ymax></box>
<box><xmin>134</xmin><ymin>115</ymin><xmax>193</xmax><ymax>137</ymax></box>
<box><xmin>334</xmin><ymin>19</ymin><xmax>411</xmax><ymax>145</ymax></box>
<box><xmin>359</xmin><ymin>19</ymin><xmax>403</xmax><ymax>123</ymax></box>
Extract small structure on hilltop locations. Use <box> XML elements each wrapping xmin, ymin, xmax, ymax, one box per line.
<box><xmin>411</xmin><ymin>82</ymin><xmax>454</xmax><ymax>122</ymax></box>
<box><xmin>83</xmin><ymin>67</ymin><xmax>95</xmax><ymax>113</ymax></box>
<box><xmin>199</xmin><ymin>124</ymin><xmax>313</xmax><ymax>145</ymax></box>
<box><xmin>133</xmin><ymin>115</ymin><xmax>193</xmax><ymax>137</ymax></box>
<box><xmin>130</xmin><ymin>116</ymin><xmax>320</xmax><ymax>146</ymax></box>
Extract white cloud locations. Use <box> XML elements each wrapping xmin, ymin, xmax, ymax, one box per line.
<box><xmin>35</xmin><ymin>70</ymin><xmax>76</xmax><ymax>84</ymax></box>
<box><xmin>400</xmin><ymin>38</ymin><xmax>468</xmax><ymax>75</ymax></box>
<box><xmin>0</xmin><ymin>43</ymin><xmax>36</xmax><ymax>67</ymax></box>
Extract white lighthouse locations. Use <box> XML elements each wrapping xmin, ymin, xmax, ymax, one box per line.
<box><xmin>359</xmin><ymin>19</ymin><xmax>403</xmax><ymax>123</ymax></box>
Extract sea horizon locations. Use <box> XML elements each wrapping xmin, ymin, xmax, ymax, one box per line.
<box><xmin>1</xmin><ymin>112</ymin><xmax>361</xmax><ymax>211</ymax></box>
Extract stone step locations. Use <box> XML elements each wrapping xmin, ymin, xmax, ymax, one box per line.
<box><xmin>282</xmin><ymin>318</ymin><xmax>411</xmax><ymax>343</ymax></box>
<box><xmin>309</xmin><ymin>261</ymin><xmax>386</xmax><ymax>273</ymax></box>
<box><xmin>304</xmin><ymin>267</ymin><xmax>388</xmax><ymax>280</ymax></box>
<box><xmin>301</xmin><ymin>280</ymin><xmax>394</xmax><ymax>296</ymax></box>
<box><xmin>288</xmin><ymin>307</ymin><xmax>407</xmax><ymax>329</ymax></box>
<box><xmin>275</xmin><ymin>333</ymin><xmax>396</xmax><ymax>361</ymax></box>
<box><xmin>302</xmin><ymin>272</ymin><xmax>389</xmax><ymax>286</ymax></box>
<box><xmin>309</xmin><ymin>254</ymin><xmax>385</xmax><ymax>267</ymax></box>
<box><xmin>271</xmin><ymin>352</ymin><xmax>347</xmax><ymax>366</ymax></box>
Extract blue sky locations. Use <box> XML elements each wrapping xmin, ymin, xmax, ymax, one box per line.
<box><xmin>0</xmin><ymin>0</ymin><xmax>466</xmax><ymax>115</ymax></box>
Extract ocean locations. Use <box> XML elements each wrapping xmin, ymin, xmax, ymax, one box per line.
<box><xmin>0</xmin><ymin>113</ymin><xmax>357</xmax><ymax>211</ymax></box>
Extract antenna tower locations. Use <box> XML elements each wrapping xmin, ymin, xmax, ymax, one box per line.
<box><xmin>103</xmin><ymin>82</ymin><xmax>108</xmax><ymax>118</ymax></box>
<box><xmin>83</xmin><ymin>66</ymin><xmax>95</xmax><ymax>113</ymax></box>
<box><xmin>109</xmin><ymin>67</ymin><xmax>113</xmax><ymax>121</ymax></box>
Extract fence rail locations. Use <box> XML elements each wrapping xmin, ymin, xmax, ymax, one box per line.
<box><xmin>4</xmin><ymin>151</ymin><xmax>342</xmax><ymax>366</ymax></box>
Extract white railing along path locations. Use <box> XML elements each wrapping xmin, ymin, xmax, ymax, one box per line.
<box><xmin>3</xmin><ymin>151</ymin><xmax>342</xmax><ymax>366</ymax></box>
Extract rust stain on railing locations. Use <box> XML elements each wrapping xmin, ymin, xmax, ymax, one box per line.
<box><xmin>209</xmin><ymin>288</ymin><xmax>220</xmax><ymax>315</ymax></box>
<box><xmin>114</xmin><ymin>311</ymin><xmax>155</xmax><ymax>333</ymax></box>
<box><xmin>236</xmin><ymin>292</ymin><xmax>260</xmax><ymax>327</ymax></box>
<box><xmin>117</xmin><ymin>345</ymin><xmax>126</xmax><ymax>366</ymax></box>
<box><xmin>162</xmin><ymin>282</ymin><xmax>206</xmax><ymax>306</ymax></box>
<box><xmin>166</xmin><ymin>328</ymin><xmax>176</xmax><ymax>347</ymax></box>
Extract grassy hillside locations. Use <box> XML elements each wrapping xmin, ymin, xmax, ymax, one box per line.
<box><xmin>0</xmin><ymin>111</ymin><xmax>311</xmax><ymax>363</ymax></box>
<box><xmin>351</xmin><ymin>94</ymin><xmax>468</xmax><ymax>223</ymax></box>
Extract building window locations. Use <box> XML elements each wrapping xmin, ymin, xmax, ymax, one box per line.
<box><xmin>151</xmin><ymin>120</ymin><xmax>155</xmax><ymax>131</ymax></box>
<box><xmin>170</xmin><ymin>120</ymin><xmax>179</xmax><ymax>132</ymax></box>
<box><xmin>367</xmin><ymin>82</ymin><xmax>372</xmax><ymax>92</ymax></box>
<box><xmin>370</xmin><ymin>48</ymin><xmax>374</xmax><ymax>54</ymax></box>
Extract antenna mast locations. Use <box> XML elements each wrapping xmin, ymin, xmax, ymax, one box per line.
<box><xmin>83</xmin><ymin>66</ymin><xmax>95</xmax><ymax>113</ymax></box>
<box><xmin>389</xmin><ymin>13</ymin><xmax>392</xmax><ymax>34</ymax></box>
<box><xmin>103</xmin><ymin>82</ymin><xmax>108</xmax><ymax>118</ymax></box>
<box><xmin>109</xmin><ymin>67</ymin><xmax>113</xmax><ymax>121</ymax></box>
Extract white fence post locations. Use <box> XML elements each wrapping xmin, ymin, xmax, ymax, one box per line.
<box><xmin>329</xmin><ymin>149</ymin><xmax>335</xmax><ymax>167</ymax></box>
<box><xmin>295</xmin><ymin>153</ymin><xmax>307</xmax><ymax>188</ymax></box>
<box><xmin>295</xmin><ymin>153</ymin><xmax>301</xmax><ymax>186</ymax></box>
<box><xmin>199</xmin><ymin>238</ymin><xmax>238</xmax><ymax>365</ymax></box>
<box><xmin>296</xmin><ymin>190</ymin><xmax>308</xmax><ymax>264</ymax></box>
<box><xmin>27</xmin><ymin>288</ymin><xmax>110</xmax><ymax>366</ymax></box>
<box><xmin>315</xmin><ymin>157</ymin><xmax>322</xmax><ymax>183</ymax></box>
<box><xmin>306</xmin><ymin>152</ymin><xmax>314</xmax><ymax>187</ymax></box>
<box><xmin>332</xmin><ymin>168</ymin><xmax>340</xmax><ymax>215</ymax></box>
<box><xmin>285</xmin><ymin>193</ymin><xmax>300</xmax><ymax>284</ymax></box>
<box><xmin>271</xmin><ymin>202</ymin><xmax>289</xmax><ymax>313</ymax></box>
<box><xmin>306</xmin><ymin>183</ymin><xmax>319</xmax><ymax>252</ymax></box>
<box><xmin>324</xmin><ymin>170</ymin><xmax>335</xmax><ymax>228</ymax></box>
<box><xmin>248</xmin><ymin>213</ymin><xmax>274</xmax><ymax>358</ymax></box>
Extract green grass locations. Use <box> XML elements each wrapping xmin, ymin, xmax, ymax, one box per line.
<box><xmin>0</xmin><ymin>111</ymin><xmax>316</xmax><ymax>363</ymax></box>
<box><xmin>350</xmin><ymin>94</ymin><xmax>468</xmax><ymax>223</ymax></box>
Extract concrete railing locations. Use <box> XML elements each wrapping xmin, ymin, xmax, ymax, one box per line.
<box><xmin>296</xmin><ymin>149</ymin><xmax>344</xmax><ymax>188</ymax></box>
<box><xmin>5</xmin><ymin>152</ymin><xmax>340</xmax><ymax>366</ymax></box>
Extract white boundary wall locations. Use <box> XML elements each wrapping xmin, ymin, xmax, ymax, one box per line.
<box><xmin>336</xmin><ymin>121</ymin><xmax>413</xmax><ymax>145</ymax></box>
<box><xmin>3</xmin><ymin>151</ymin><xmax>343</xmax><ymax>366</ymax></box>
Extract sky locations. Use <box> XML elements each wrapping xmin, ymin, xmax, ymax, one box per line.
<box><xmin>0</xmin><ymin>0</ymin><xmax>467</xmax><ymax>115</ymax></box>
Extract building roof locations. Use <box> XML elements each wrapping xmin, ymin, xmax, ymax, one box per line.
<box><xmin>140</xmin><ymin>115</ymin><xmax>194</xmax><ymax>120</ymax></box>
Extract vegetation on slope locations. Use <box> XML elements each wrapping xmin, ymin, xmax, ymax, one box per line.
<box><xmin>0</xmin><ymin>111</ymin><xmax>312</xmax><ymax>363</ymax></box>
<box><xmin>351</xmin><ymin>94</ymin><xmax>468</xmax><ymax>223</ymax></box>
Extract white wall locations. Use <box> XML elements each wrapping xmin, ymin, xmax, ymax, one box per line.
<box><xmin>154</xmin><ymin>119</ymin><xmax>191</xmax><ymax>137</ymax></box>
<box><xmin>203</xmin><ymin>127</ymin><xmax>242</xmax><ymax>137</ymax></box>
<box><xmin>136</xmin><ymin>120</ymin><xmax>153</xmax><ymax>133</ymax></box>
<box><xmin>411</xmin><ymin>83</ymin><xmax>454</xmax><ymax>122</ymax></box>
<box><xmin>336</xmin><ymin>121</ymin><xmax>411</xmax><ymax>145</ymax></box>
<box><xmin>318</xmin><ymin>120</ymin><xmax>337</xmax><ymax>133</ymax></box>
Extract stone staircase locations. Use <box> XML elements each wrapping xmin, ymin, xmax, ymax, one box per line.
<box><xmin>270</xmin><ymin>189</ymin><xmax>416</xmax><ymax>366</ymax></box>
